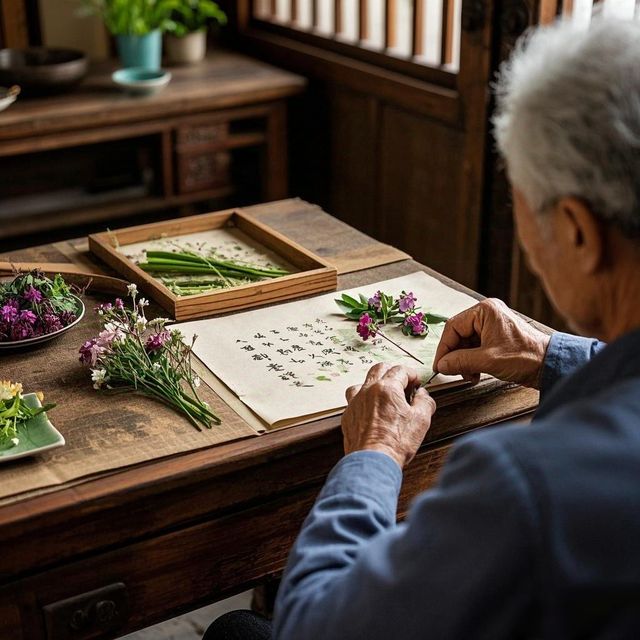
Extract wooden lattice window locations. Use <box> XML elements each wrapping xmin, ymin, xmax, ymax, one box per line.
<box><xmin>249</xmin><ymin>0</ymin><xmax>462</xmax><ymax>72</ymax></box>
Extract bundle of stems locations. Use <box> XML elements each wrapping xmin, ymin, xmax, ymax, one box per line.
<box><xmin>138</xmin><ymin>251</ymin><xmax>289</xmax><ymax>282</ymax></box>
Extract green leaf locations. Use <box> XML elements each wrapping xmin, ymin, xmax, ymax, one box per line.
<box><xmin>340</xmin><ymin>293</ymin><xmax>360</xmax><ymax>307</ymax></box>
<box><xmin>424</xmin><ymin>312</ymin><xmax>448</xmax><ymax>324</ymax></box>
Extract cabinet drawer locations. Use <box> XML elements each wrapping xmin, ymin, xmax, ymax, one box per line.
<box><xmin>176</xmin><ymin>151</ymin><xmax>230</xmax><ymax>194</ymax></box>
<box><xmin>176</xmin><ymin>123</ymin><xmax>229</xmax><ymax>150</ymax></box>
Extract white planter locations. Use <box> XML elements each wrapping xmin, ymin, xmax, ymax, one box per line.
<box><xmin>166</xmin><ymin>30</ymin><xmax>207</xmax><ymax>65</ymax></box>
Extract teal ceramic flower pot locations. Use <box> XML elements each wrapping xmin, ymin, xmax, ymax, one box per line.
<box><xmin>116</xmin><ymin>30</ymin><xmax>162</xmax><ymax>70</ymax></box>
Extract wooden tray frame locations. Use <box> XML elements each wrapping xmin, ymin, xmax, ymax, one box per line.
<box><xmin>89</xmin><ymin>209</ymin><xmax>338</xmax><ymax>320</ymax></box>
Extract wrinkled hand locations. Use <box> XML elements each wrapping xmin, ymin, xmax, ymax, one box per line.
<box><xmin>433</xmin><ymin>298</ymin><xmax>551</xmax><ymax>388</ymax></box>
<box><xmin>342</xmin><ymin>364</ymin><xmax>436</xmax><ymax>469</ymax></box>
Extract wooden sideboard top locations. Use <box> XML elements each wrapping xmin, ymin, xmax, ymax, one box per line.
<box><xmin>0</xmin><ymin>51</ymin><xmax>306</xmax><ymax>140</ymax></box>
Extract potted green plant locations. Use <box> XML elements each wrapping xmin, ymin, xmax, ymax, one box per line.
<box><xmin>165</xmin><ymin>0</ymin><xmax>227</xmax><ymax>65</ymax></box>
<box><xmin>80</xmin><ymin>0</ymin><xmax>178</xmax><ymax>70</ymax></box>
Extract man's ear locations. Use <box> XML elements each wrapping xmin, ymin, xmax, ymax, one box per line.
<box><xmin>554</xmin><ymin>196</ymin><xmax>605</xmax><ymax>274</ymax></box>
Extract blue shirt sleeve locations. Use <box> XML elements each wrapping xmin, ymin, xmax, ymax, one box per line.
<box><xmin>274</xmin><ymin>435</ymin><xmax>538</xmax><ymax>640</ymax></box>
<box><xmin>540</xmin><ymin>332</ymin><xmax>606</xmax><ymax>397</ymax></box>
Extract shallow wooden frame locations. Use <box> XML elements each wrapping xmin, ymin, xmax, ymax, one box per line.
<box><xmin>89</xmin><ymin>209</ymin><xmax>338</xmax><ymax>321</ymax></box>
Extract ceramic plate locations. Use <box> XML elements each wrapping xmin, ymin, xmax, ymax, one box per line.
<box><xmin>0</xmin><ymin>294</ymin><xmax>85</xmax><ymax>350</ymax></box>
<box><xmin>0</xmin><ymin>393</ymin><xmax>64</xmax><ymax>462</ymax></box>
<box><xmin>112</xmin><ymin>68</ymin><xmax>171</xmax><ymax>96</ymax></box>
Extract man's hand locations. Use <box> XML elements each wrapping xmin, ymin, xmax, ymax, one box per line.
<box><xmin>342</xmin><ymin>364</ymin><xmax>436</xmax><ymax>469</ymax></box>
<box><xmin>433</xmin><ymin>298</ymin><xmax>551</xmax><ymax>388</ymax></box>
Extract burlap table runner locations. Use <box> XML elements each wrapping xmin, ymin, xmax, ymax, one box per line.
<box><xmin>0</xmin><ymin>294</ymin><xmax>258</xmax><ymax>503</ymax></box>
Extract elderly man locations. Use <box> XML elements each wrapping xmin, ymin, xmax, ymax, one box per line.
<box><xmin>205</xmin><ymin>14</ymin><xmax>640</xmax><ymax>640</ymax></box>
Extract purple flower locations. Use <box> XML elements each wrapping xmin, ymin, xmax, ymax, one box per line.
<box><xmin>23</xmin><ymin>285</ymin><xmax>43</xmax><ymax>304</ymax></box>
<box><xmin>398</xmin><ymin>291</ymin><xmax>417</xmax><ymax>313</ymax></box>
<box><xmin>0</xmin><ymin>304</ymin><xmax>18</xmax><ymax>323</ymax></box>
<box><xmin>403</xmin><ymin>312</ymin><xmax>428</xmax><ymax>337</ymax></box>
<box><xmin>59</xmin><ymin>310</ymin><xmax>77</xmax><ymax>326</ymax></box>
<box><xmin>145</xmin><ymin>330</ymin><xmax>171</xmax><ymax>352</ymax></box>
<box><xmin>42</xmin><ymin>312</ymin><xmax>63</xmax><ymax>333</ymax></box>
<box><xmin>114</xmin><ymin>298</ymin><xmax>125</xmax><ymax>310</ymax></box>
<box><xmin>79</xmin><ymin>339</ymin><xmax>104</xmax><ymax>366</ymax></box>
<box><xmin>357</xmin><ymin>313</ymin><xmax>378</xmax><ymax>340</ymax></box>
<box><xmin>11</xmin><ymin>322</ymin><xmax>34</xmax><ymax>340</ymax></box>
<box><xmin>19</xmin><ymin>310</ymin><xmax>37</xmax><ymax>325</ymax></box>
<box><xmin>5</xmin><ymin>298</ymin><xmax>19</xmax><ymax>310</ymax></box>
<box><xmin>367</xmin><ymin>291</ymin><xmax>382</xmax><ymax>312</ymax></box>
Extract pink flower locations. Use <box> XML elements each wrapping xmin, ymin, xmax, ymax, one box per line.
<box><xmin>357</xmin><ymin>313</ymin><xmax>378</xmax><ymax>340</ymax></box>
<box><xmin>403</xmin><ymin>312</ymin><xmax>428</xmax><ymax>336</ymax></box>
<box><xmin>114</xmin><ymin>298</ymin><xmax>125</xmax><ymax>310</ymax></box>
<box><xmin>79</xmin><ymin>339</ymin><xmax>104</xmax><ymax>366</ymax></box>
<box><xmin>95</xmin><ymin>327</ymin><xmax>123</xmax><ymax>348</ymax></box>
<box><xmin>0</xmin><ymin>305</ymin><xmax>17</xmax><ymax>323</ymax></box>
<box><xmin>398</xmin><ymin>291</ymin><xmax>417</xmax><ymax>313</ymax></box>
<box><xmin>19</xmin><ymin>310</ymin><xmax>37</xmax><ymax>325</ymax></box>
<box><xmin>145</xmin><ymin>330</ymin><xmax>170</xmax><ymax>352</ymax></box>
<box><xmin>367</xmin><ymin>291</ymin><xmax>382</xmax><ymax>312</ymax></box>
<box><xmin>23</xmin><ymin>285</ymin><xmax>43</xmax><ymax>304</ymax></box>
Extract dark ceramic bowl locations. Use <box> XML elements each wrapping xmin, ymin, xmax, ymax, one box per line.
<box><xmin>0</xmin><ymin>48</ymin><xmax>88</xmax><ymax>95</ymax></box>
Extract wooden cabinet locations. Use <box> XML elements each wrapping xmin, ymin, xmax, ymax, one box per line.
<box><xmin>0</xmin><ymin>52</ymin><xmax>305</xmax><ymax>247</ymax></box>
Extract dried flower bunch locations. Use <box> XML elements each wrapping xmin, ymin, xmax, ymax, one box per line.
<box><xmin>79</xmin><ymin>284</ymin><xmax>220</xmax><ymax>430</ymax></box>
<box><xmin>0</xmin><ymin>271</ymin><xmax>80</xmax><ymax>342</ymax></box>
<box><xmin>0</xmin><ymin>381</ymin><xmax>54</xmax><ymax>449</ymax></box>
<box><xmin>336</xmin><ymin>290</ymin><xmax>447</xmax><ymax>341</ymax></box>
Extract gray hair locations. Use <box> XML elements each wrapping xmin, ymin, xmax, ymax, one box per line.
<box><xmin>493</xmin><ymin>15</ymin><xmax>640</xmax><ymax>233</ymax></box>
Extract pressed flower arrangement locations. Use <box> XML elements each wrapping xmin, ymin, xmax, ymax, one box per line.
<box><xmin>79</xmin><ymin>284</ymin><xmax>220</xmax><ymax>430</ymax></box>
<box><xmin>0</xmin><ymin>381</ymin><xmax>55</xmax><ymax>449</ymax></box>
<box><xmin>0</xmin><ymin>271</ymin><xmax>81</xmax><ymax>343</ymax></box>
<box><xmin>336</xmin><ymin>289</ymin><xmax>447</xmax><ymax>363</ymax></box>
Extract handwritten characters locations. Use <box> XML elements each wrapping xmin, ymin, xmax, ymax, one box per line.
<box><xmin>231</xmin><ymin>316</ymin><xmax>444</xmax><ymax>388</ymax></box>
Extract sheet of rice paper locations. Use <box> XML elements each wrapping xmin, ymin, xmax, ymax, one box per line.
<box><xmin>173</xmin><ymin>272</ymin><xmax>479</xmax><ymax>429</ymax></box>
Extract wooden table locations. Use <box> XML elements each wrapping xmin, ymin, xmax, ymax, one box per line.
<box><xmin>0</xmin><ymin>200</ymin><xmax>540</xmax><ymax>640</ymax></box>
<box><xmin>0</xmin><ymin>52</ymin><xmax>305</xmax><ymax>242</ymax></box>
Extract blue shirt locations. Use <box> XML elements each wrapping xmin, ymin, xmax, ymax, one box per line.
<box><xmin>274</xmin><ymin>331</ymin><xmax>640</xmax><ymax>639</ymax></box>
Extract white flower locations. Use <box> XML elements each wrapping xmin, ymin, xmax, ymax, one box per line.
<box><xmin>135</xmin><ymin>316</ymin><xmax>147</xmax><ymax>332</ymax></box>
<box><xmin>10</xmin><ymin>437</ymin><xmax>19</xmax><ymax>447</ymax></box>
<box><xmin>192</xmin><ymin>375</ymin><xmax>201</xmax><ymax>388</ymax></box>
<box><xmin>91</xmin><ymin>368</ymin><xmax>108</xmax><ymax>390</ymax></box>
<box><xmin>127</xmin><ymin>283</ymin><xmax>138</xmax><ymax>297</ymax></box>
<box><xmin>105</xmin><ymin>320</ymin><xmax>127</xmax><ymax>333</ymax></box>
<box><xmin>138</xmin><ymin>297</ymin><xmax>149</xmax><ymax>308</ymax></box>
<box><xmin>148</xmin><ymin>317</ymin><xmax>169</xmax><ymax>329</ymax></box>
<box><xmin>0</xmin><ymin>380</ymin><xmax>21</xmax><ymax>401</ymax></box>
<box><xmin>152</xmin><ymin>362</ymin><xmax>162</xmax><ymax>372</ymax></box>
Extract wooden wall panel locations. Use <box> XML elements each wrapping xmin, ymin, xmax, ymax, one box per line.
<box><xmin>379</xmin><ymin>105</ymin><xmax>465</xmax><ymax>283</ymax></box>
<box><xmin>328</xmin><ymin>88</ymin><xmax>379</xmax><ymax>237</ymax></box>
<box><xmin>0</xmin><ymin>0</ymin><xmax>30</xmax><ymax>48</ymax></box>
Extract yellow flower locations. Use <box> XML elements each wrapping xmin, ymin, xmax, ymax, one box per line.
<box><xmin>0</xmin><ymin>380</ymin><xmax>22</xmax><ymax>401</ymax></box>
<box><xmin>36</xmin><ymin>391</ymin><xmax>44</xmax><ymax>403</ymax></box>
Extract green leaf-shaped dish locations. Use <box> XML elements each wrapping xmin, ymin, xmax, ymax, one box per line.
<box><xmin>0</xmin><ymin>393</ymin><xmax>64</xmax><ymax>462</ymax></box>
